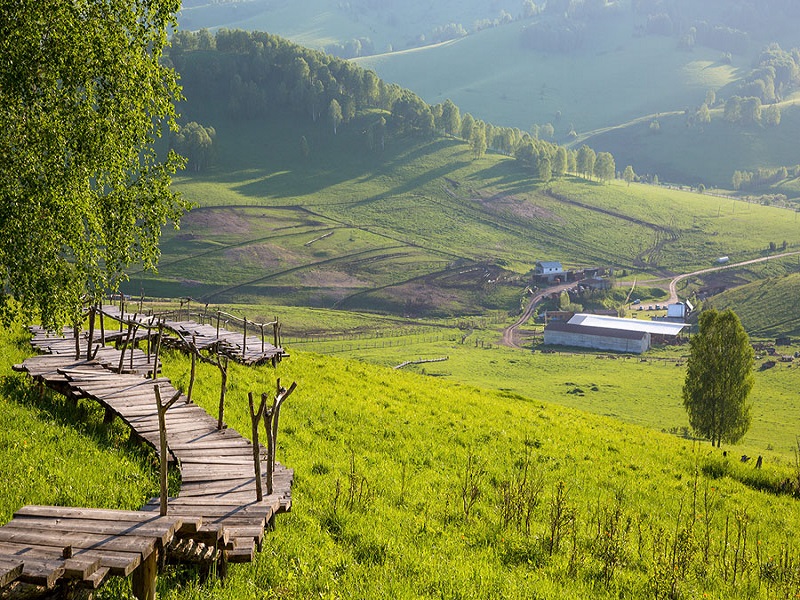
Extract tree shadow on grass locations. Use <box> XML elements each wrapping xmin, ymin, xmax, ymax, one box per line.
<box><xmin>0</xmin><ymin>373</ymin><xmax>154</xmax><ymax>460</ymax></box>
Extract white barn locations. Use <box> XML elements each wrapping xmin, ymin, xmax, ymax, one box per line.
<box><xmin>543</xmin><ymin>313</ymin><xmax>687</xmax><ymax>354</ymax></box>
<box><xmin>534</xmin><ymin>261</ymin><xmax>564</xmax><ymax>280</ymax></box>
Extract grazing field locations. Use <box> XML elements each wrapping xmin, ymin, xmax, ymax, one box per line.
<box><xmin>707</xmin><ymin>272</ymin><xmax>800</xmax><ymax>337</ymax></box>
<box><xmin>583</xmin><ymin>99</ymin><xmax>800</xmax><ymax>188</ymax></box>
<box><xmin>159</xmin><ymin>346</ymin><xmax>800</xmax><ymax>599</ymax></box>
<box><xmin>125</xmin><ymin>109</ymin><xmax>800</xmax><ymax>320</ymax></box>
<box><xmin>4</xmin><ymin>316</ymin><xmax>800</xmax><ymax>599</ymax></box>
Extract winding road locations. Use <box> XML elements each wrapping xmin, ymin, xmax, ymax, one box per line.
<box><xmin>502</xmin><ymin>281</ymin><xmax>576</xmax><ymax>348</ymax></box>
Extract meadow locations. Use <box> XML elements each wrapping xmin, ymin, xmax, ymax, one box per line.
<box><xmin>6</xmin><ymin>321</ymin><xmax>800</xmax><ymax>599</ymax></box>
<box><xmin>127</xmin><ymin>105</ymin><xmax>800</xmax><ymax>323</ymax></box>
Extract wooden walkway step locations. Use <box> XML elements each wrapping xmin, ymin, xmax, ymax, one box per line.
<box><xmin>4</xmin><ymin>324</ymin><xmax>294</xmax><ymax>598</ymax></box>
<box><xmin>0</xmin><ymin>506</ymin><xmax>193</xmax><ymax>592</ymax></box>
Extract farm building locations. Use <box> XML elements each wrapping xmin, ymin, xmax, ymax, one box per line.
<box><xmin>544</xmin><ymin>313</ymin><xmax>687</xmax><ymax>353</ymax></box>
<box><xmin>667</xmin><ymin>300</ymin><xmax>694</xmax><ymax>320</ymax></box>
<box><xmin>544</xmin><ymin>321</ymin><xmax>651</xmax><ymax>354</ymax></box>
<box><xmin>534</xmin><ymin>261</ymin><xmax>564</xmax><ymax>280</ymax></box>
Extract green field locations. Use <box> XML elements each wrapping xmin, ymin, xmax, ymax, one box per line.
<box><xmin>124</xmin><ymin>106</ymin><xmax>800</xmax><ymax>322</ymax></box>
<box><xmin>357</xmin><ymin>16</ymin><xmax>737</xmax><ymax>137</ymax></box>
<box><xmin>583</xmin><ymin>99</ymin><xmax>800</xmax><ymax>188</ymax></box>
<box><xmin>707</xmin><ymin>272</ymin><xmax>800</xmax><ymax>337</ymax></box>
<box><xmin>5</xmin><ymin>322</ymin><xmax>800</xmax><ymax>599</ymax></box>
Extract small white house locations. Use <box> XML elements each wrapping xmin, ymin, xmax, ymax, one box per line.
<box><xmin>534</xmin><ymin>261</ymin><xmax>564</xmax><ymax>279</ymax></box>
<box><xmin>667</xmin><ymin>300</ymin><xmax>694</xmax><ymax>320</ymax></box>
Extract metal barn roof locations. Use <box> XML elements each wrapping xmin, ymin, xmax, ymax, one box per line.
<box><xmin>567</xmin><ymin>313</ymin><xmax>687</xmax><ymax>336</ymax></box>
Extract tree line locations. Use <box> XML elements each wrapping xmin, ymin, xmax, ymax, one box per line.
<box><xmin>169</xmin><ymin>29</ymin><xmax>622</xmax><ymax>182</ymax></box>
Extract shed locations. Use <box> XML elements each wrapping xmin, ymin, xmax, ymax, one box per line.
<box><xmin>544</xmin><ymin>321</ymin><xmax>650</xmax><ymax>354</ymax></box>
<box><xmin>534</xmin><ymin>261</ymin><xmax>564</xmax><ymax>278</ymax></box>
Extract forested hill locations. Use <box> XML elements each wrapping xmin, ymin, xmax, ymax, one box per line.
<box><xmin>168</xmin><ymin>29</ymin><xmax>616</xmax><ymax>182</ymax></box>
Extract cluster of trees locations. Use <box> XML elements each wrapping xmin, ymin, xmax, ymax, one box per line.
<box><xmin>520</xmin><ymin>22</ymin><xmax>586</xmax><ymax>53</ymax></box>
<box><xmin>514</xmin><ymin>142</ymin><xmax>616</xmax><ymax>183</ymax></box>
<box><xmin>677</xmin><ymin>22</ymin><xmax>749</xmax><ymax>54</ymax></box>
<box><xmin>723</xmin><ymin>96</ymin><xmax>781</xmax><ymax>127</ymax></box>
<box><xmin>739</xmin><ymin>44</ymin><xmax>800</xmax><ymax>104</ymax></box>
<box><xmin>324</xmin><ymin>37</ymin><xmax>376</xmax><ymax>59</ymax></box>
<box><xmin>170</xmin><ymin>29</ymin><xmax>618</xmax><ymax>178</ymax></box>
<box><xmin>732</xmin><ymin>165</ymin><xmax>800</xmax><ymax>190</ymax></box>
<box><xmin>171</xmin><ymin>122</ymin><xmax>216</xmax><ymax>172</ymax></box>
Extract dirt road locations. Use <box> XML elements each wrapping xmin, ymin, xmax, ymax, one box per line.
<box><xmin>664</xmin><ymin>251</ymin><xmax>800</xmax><ymax>305</ymax></box>
<box><xmin>502</xmin><ymin>281</ymin><xmax>576</xmax><ymax>348</ymax></box>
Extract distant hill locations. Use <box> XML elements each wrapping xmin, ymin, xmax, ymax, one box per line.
<box><xmin>175</xmin><ymin>1</ymin><xmax>800</xmax><ymax>187</ymax></box>
<box><xmin>706</xmin><ymin>272</ymin><xmax>800</xmax><ymax>337</ymax></box>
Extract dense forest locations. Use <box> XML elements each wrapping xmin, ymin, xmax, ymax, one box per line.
<box><xmin>169</xmin><ymin>29</ymin><xmax>620</xmax><ymax>181</ymax></box>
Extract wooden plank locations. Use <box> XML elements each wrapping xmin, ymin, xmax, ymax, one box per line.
<box><xmin>13</xmin><ymin>547</ymin><xmax>138</xmax><ymax>577</ymax></box>
<box><xmin>18</xmin><ymin>561</ymin><xmax>64</xmax><ymax>588</ymax></box>
<box><xmin>80</xmin><ymin>565</ymin><xmax>111</xmax><ymax>589</ymax></box>
<box><xmin>0</xmin><ymin>557</ymin><xmax>23</xmax><ymax>587</ymax></box>
<box><xmin>5</xmin><ymin>517</ymin><xmax>181</xmax><ymax>548</ymax></box>
<box><xmin>13</xmin><ymin>506</ymin><xmax>174</xmax><ymax>523</ymax></box>
<box><xmin>0</xmin><ymin>528</ymin><xmax>156</xmax><ymax>558</ymax></box>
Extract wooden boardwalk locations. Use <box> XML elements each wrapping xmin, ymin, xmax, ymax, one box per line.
<box><xmin>99</xmin><ymin>306</ymin><xmax>287</xmax><ymax>366</ymax></box>
<box><xmin>3</xmin><ymin>326</ymin><xmax>293</xmax><ymax>597</ymax></box>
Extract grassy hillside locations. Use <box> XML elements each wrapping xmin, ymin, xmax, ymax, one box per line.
<box><xmin>583</xmin><ymin>99</ymin><xmax>800</xmax><ymax>188</ymax></box>
<box><xmin>0</xmin><ymin>326</ymin><xmax>162</xmax><ymax>523</ymax></box>
<box><xmin>126</xmin><ymin>106</ymin><xmax>800</xmax><ymax>318</ymax></box>
<box><xmin>4</xmin><ymin>317</ymin><xmax>800</xmax><ymax>598</ymax></box>
<box><xmin>356</xmin><ymin>16</ymin><xmax>737</xmax><ymax>136</ymax></box>
<box><xmin>706</xmin><ymin>272</ymin><xmax>800</xmax><ymax>337</ymax></box>
<box><xmin>177</xmin><ymin>0</ymin><xmax>523</xmax><ymax>53</ymax></box>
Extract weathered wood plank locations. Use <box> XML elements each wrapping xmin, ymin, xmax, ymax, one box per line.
<box><xmin>0</xmin><ymin>557</ymin><xmax>23</xmax><ymax>587</ymax></box>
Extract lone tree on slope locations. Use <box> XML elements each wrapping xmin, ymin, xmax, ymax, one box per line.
<box><xmin>682</xmin><ymin>308</ymin><xmax>754</xmax><ymax>447</ymax></box>
<box><xmin>0</xmin><ymin>0</ymin><xmax>189</xmax><ymax>329</ymax></box>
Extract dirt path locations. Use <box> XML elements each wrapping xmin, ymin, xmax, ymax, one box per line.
<box><xmin>502</xmin><ymin>281</ymin><xmax>576</xmax><ymax>348</ymax></box>
<box><xmin>664</xmin><ymin>251</ymin><xmax>800</xmax><ymax>304</ymax></box>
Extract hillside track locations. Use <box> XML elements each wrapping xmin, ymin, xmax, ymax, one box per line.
<box><xmin>502</xmin><ymin>281</ymin><xmax>576</xmax><ymax>348</ymax></box>
<box><xmin>665</xmin><ymin>251</ymin><xmax>800</xmax><ymax>305</ymax></box>
<box><xmin>544</xmin><ymin>189</ymin><xmax>678</xmax><ymax>276</ymax></box>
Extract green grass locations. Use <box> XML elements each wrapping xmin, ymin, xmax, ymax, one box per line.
<box><xmin>157</xmin><ymin>346</ymin><xmax>800</xmax><ymax>599</ymax></box>
<box><xmin>357</xmin><ymin>16</ymin><xmax>738</xmax><ymax>136</ymax></box>
<box><xmin>4</xmin><ymin>321</ymin><xmax>800</xmax><ymax>598</ymax></box>
<box><xmin>126</xmin><ymin>107</ymin><xmax>800</xmax><ymax>320</ymax></box>
<box><xmin>0</xmin><ymin>325</ymin><xmax>161</xmax><ymax>524</ymax></box>
<box><xmin>583</xmin><ymin>99</ymin><xmax>800</xmax><ymax>188</ymax></box>
<box><xmin>706</xmin><ymin>272</ymin><xmax>800</xmax><ymax>337</ymax></box>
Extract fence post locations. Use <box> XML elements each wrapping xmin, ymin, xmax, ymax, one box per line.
<box><xmin>248</xmin><ymin>392</ymin><xmax>266</xmax><ymax>502</ymax></box>
<box><xmin>242</xmin><ymin>318</ymin><xmax>247</xmax><ymax>359</ymax></box>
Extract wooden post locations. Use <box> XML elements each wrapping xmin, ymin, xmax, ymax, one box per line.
<box><xmin>119</xmin><ymin>296</ymin><xmax>124</xmax><ymax>331</ymax></box>
<box><xmin>117</xmin><ymin>322</ymin><xmax>134</xmax><ymax>374</ymax></box>
<box><xmin>131</xmin><ymin>547</ymin><xmax>158</xmax><ymax>600</ymax></box>
<box><xmin>154</xmin><ymin>384</ymin><xmax>181</xmax><ymax>516</ymax></box>
<box><xmin>71</xmin><ymin>323</ymin><xmax>80</xmax><ymax>360</ymax></box>
<box><xmin>263</xmin><ymin>380</ymin><xmax>297</xmax><ymax>495</ymax></box>
<box><xmin>187</xmin><ymin>336</ymin><xmax>197</xmax><ymax>403</ymax></box>
<box><xmin>152</xmin><ymin>322</ymin><xmax>164</xmax><ymax>380</ymax></box>
<box><xmin>99</xmin><ymin>302</ymin><xmax>105</xmax><ymax>345</ymax></box>
<box><xmin>216</xmin><ymin>356</ymin><xmax>228</xmax><ymax>430</ymax></box>
<box><xmin>261</xmin><ymin>324</ymin><xmax>265</xmax><ymax>354</ymax></box>
<box><xmin>216</xmin><ymin>311</ymin><xmax>221</xmax><ymax>339</ymax></box>
<box><xmin>242</xmin><ymin>318</ymin><xmax>247</xmax><ymax>359</ymax></box>
<box><xmin>248</xmin><ymin>392</ymin><xmax>267</xmax><ymax>501</ymax></box>
<box><xmin>86</xmin><ymin>307</ymin><xmax>95</xmax><ymax>361</ymax></box>
<box><xmin>263</xmin><ymin>394</ymin><xmax>275</xmax><ymax>496</ymax></box>
<box><xmin>273</xmin><ymin>317</ymin><xmax>279</xmax><ymax>348</ymax></box>
<box><xmin>129</xmin><ymin>322</ymin><xmax>140</xmax><ymax>371</ymax></box>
